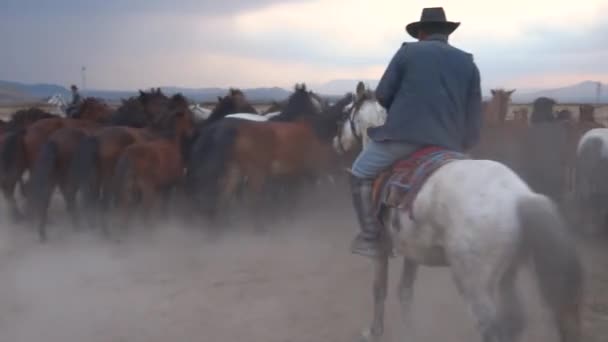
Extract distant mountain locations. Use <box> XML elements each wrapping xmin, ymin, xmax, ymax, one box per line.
<box><xmin>512</xmin><ymin>81</ymin><xmax>608</xmax><ymax>103</ymax></box>
<box><xmin>0</xmin><ymin>85</ymin><xmax>37</xmax><ymax>104</ymax></box>
<box><xmin>0</xmin><ymin>80</ymin><xmax>70</xmax><ymax>99</ymax></box>
<box><xmin>0</xmin><ymin>80</ymin><xmax>294</xmax><ymax>103</ymax></box>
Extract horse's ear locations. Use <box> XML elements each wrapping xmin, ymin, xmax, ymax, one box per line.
<box><xmin>491</xmin><ymin>89</ymin><xmax>497</xmax><ymax>96</ymax></box>
<box><xmin>356</xmin><ymin>81</ymin><xmax>365</xmax><ymax>97</ymax></box>
<box><xmin>217</xmin><ymin>96</ymin><xmax>223</xmax><ymax>102</ymax></box>
<box><xmin>139</xmin><ymin>90</ymin><xmax>145</xmax><ymax>97</ymax></box>
<box><xmin>507</xmin><ymin>89</ymin><xmax>516</xmax><ymax>96</ymax></box>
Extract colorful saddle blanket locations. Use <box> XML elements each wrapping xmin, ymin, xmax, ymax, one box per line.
<box><xmin>372</xmin><ymin>146</ymin><xmax>468</xmax><ymax>221</ymax></box>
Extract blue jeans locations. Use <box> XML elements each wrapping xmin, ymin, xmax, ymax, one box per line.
<box><xmin>351</xmin><ymin>140</ymin><xmax>420</xmax><ymax>179</ymax></box>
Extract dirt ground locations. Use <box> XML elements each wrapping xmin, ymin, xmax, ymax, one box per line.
<box><xmin>0</xmin><ymin>187</ymin><xmax>607</xmax><ymax>342</ymax></box>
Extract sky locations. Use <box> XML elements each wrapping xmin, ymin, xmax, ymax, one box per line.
<box><xmin>1</xmin><ymin>0</ymin><xmax>607</xmax><ymax>93</ymax></box>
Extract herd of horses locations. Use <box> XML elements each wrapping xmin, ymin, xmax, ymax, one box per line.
<box><xmin>1</xmin><ymin>82</ymin><xmax>606</xmax><ymax>342</ymax></box>
<box><xmin>0</xmin><ymin>85</ymin><xmax>354</xmax><ymax>241</ymax></box>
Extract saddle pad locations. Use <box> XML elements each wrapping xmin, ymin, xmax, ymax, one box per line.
<box><xmin>373</xmin><ymin>146</ymin><xmax>468</xmax><ymax>220</ymax></box>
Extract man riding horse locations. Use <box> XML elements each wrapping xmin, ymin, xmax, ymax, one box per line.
<box><xmin>349</xmin><ymin>7</ymin><xmax>482</xmax><ymax>257</ymax></box>
<box><xmin>66</xmin><ymin>84</ymin><xmax>83</xmax><ymax>118</ymax></box>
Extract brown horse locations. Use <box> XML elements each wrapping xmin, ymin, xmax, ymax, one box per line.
<box><xmin>110</xmin><ymin>101</ymin><xmax>195</xmax><ymax>235</ymax></box>
<box><xmin>0</xmin><ymin>108</ymin><xmax>58</xmax><ymax>219</ymax></box>
<box><xmin>189</xmin><ymin>87</ymin><xmax>352</xmax><ymax>225</ymax></box>
<box><xmin>471</xmin><ymin>88</ymin><xmax>528</xmax><ymax>176</ymax></box>
<box><xmin>0</xmin><ymin>89</ymin><xmax>168</xmax><ymax>225</ymax></box>
<box><xmin>69</xmin><ymin>93</ymin><xmax>190</xmax><ymax>231</ymax></box>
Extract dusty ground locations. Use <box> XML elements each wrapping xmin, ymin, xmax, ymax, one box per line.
<box><xmin>0</xmin><ymin>187</ymin><xmax>607</xmax><ymax>342</ymax></box>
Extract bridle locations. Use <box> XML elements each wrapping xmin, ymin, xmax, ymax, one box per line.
<box><xmin>336</xmin><ymin>102</ymin><xmax>363</xmax><ymax>154</ymax></box>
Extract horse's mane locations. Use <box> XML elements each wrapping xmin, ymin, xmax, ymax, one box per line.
<box><xmin>530</xmin><ymin>97</ymin><xmax>557</xmax><ymax>124</ymax></box>
<box><xmin>6</xmin><ymin>107</ymin><xmax>57</xmax><ymax>131</ymax></box>
<box><xmin>270</xmin><ymin>83</ymin><xmax>319</xmax><ymax>122</ymax></box>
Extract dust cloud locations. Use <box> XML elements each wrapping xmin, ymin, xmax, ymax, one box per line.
<box><xmin>0</xmin><ymin>184</ymin><xmax>588</xmax><ymax>342</ymax></box>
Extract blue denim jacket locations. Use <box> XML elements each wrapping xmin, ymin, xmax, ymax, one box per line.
<box><xmin>368</xmin><ymin>34</ymin><xmax>482</xmax><ymax>152</ymax></box>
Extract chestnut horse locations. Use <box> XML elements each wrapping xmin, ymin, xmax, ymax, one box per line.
<box><xmin>110</xmin><ymin>100</ymin><xmax>195</xmax><ymax>235</ymax></box>
<box><xmin>21</xmin><ymin>91</ymin><xmax>168</xmax><ymax>241</ymax></box>
<box><xmin>0</xmin><ymin>108</ymin><xmax>58</xmax><ymax>219</ymax></box>
<box><xmin>188</xmin><ymin>87</ymin><xmax>352</xmax><ymax>225</ymax></box>
<box><xmin>69</xmin><ymin>91</ymin><xmax>236</xmax><ymax>231</ymax></box>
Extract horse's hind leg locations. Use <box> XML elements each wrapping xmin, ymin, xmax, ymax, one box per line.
<box><xmin>1</xmin><ymin>180</ymin><xmax>22</xmax><ymax>221</ymax></box>
<box><xmin>449</xmin><ymin>251</ymin><xmax>521</xmax><ymax>342</ymax></box>
<box><xmin>359</xmin><ymin>255</ymin><xmax>389</xmax><ymax>342</ymax></box>
<box><xmin>59</xmin><ymin>180</ymin><xmax>79</xmax><ymax>230</ymax></box>
<box><xmin>396</xmin><ymin>258</ymin><xmax>418</xmax><ymax>341</ymax></box>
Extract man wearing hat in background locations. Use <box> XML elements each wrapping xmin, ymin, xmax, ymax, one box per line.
<box><xmin>66</xmin><ymin>84</ymin><xmax>82</xmax><ymax>118</ymax></box>
<box><xmin>349</xmin><ymin>7</ymin><xmax>482</xmax><ymax>257</ymax></box>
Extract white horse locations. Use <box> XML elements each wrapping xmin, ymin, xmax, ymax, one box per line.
<box><xmin>189</xmin><ymin>103</ymin><xmax>212</xmax><ymax>121</ymax></box>
<box><xmin>47</xmin><ymin>93</ymin><xmax>68</xmax><ymax>115</ymax></box>
<box><xmin>574</xmin><ymin>127</ymin><xmax>608</xmax><ymax>234</ymax></box>
<box><xmin>336</xmin><ymin>84</ymin><xmax>583</xmax><ymax>342</ymax></box>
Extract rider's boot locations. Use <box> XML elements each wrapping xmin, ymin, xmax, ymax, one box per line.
<box><xmin>349</xmin><ymin>173</ymin><xmax>390</xmax><ymax>258</ymax></box>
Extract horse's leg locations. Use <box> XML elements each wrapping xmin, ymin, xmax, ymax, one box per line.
<box><xmin>449</xmin><ymin>252</ymin><xmax>512</xmax><ymax>342</ymax></box>
<box><xmin>247</xmin><ymin>170</ymin><xmax>267</xmax><ymax>231</ymax></box>
<box><xmin>360</xmin><ymin>255</ymin><xmax>389</xmax><ymax>342</ymax></box>
<box><xmin>396</xmin><ymin>258</ymin><xmax>418</xmax><ymax>341</ymax></box>
<box><xmin>59</xmin><ymin>179</ymin><xmax>78</xmax><ymax>230</ymax></box>
<box><xmin>140</xmin><ymin>184</ymin><xmax>159</xmax><ymax>230</ymax></box>
<box><xmin>1</xmin><ymin>180</ymin><xmax>22</xmax><ymax>221</ymax></box>
<box><xmin>496</xmin><ymin>262</ymin><xmax>525</xmax><ymax>341</ymax></box>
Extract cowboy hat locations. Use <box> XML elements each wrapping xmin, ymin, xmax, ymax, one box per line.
<box><xmin>406</xmin><ymin>7</ymin><xmax>460</xmax><ymax>39</ymax></box>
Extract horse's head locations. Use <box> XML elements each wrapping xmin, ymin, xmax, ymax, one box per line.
<box><xmin>206</xmin><ymin>88</ymin><xmax>257</xmax><ymax>123</ymax></box>
<box><xmin>76</xmin><ymin>97</ymin><xmax>112</xmax><ymax>122</ymax></box>
<box><xmin>270</xmin><ymin>83</ymin><xmax>321</xmax><ymax>122</ymax></box>
<box><xmin>333</xmin><ymin>82</ymin><xmax>387</xmax><ymax>154</ymax></box>
<box><xmin>487</xmin><ymin>89</ymin><xmax>515</xmax><ymax>124</ymax></box>
<box><xmin>310</xmin><ymin>92</ymin><xmax>354</xmax><ymax>143</ymax></box>
<box><xmin>531</xmin><ymin>97</ymin><xmax>557</xmax><ymax>124</ymax></box>
<box><xmin>152</xmin><ymin>93</ymin><xmax>196</xmax><ymax>140</ymax></box>
<box><xmin>139</xmin><ymin>87</ymin><xmax>170</xmax><ymax>119</ymax></box>
<box><xmin>580</xmin><ymin>105</ymin><xmax>595</xmax><ymax>123</ymax></box>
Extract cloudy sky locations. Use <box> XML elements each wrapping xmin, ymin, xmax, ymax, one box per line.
<box><xmin>1</xmin><ymin>0</ymin><xmax>606</xmax><ymax>93</ymax></box>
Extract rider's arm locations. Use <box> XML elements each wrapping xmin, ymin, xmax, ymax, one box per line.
<box><xmin>463</xmin><ymin>62</ymin><xmax>482</xmax><ymax>151</ymax></box>
<box><xmin>375</xmin><ymin>44</ymin><xmax>406</xmax><ymax>110</ymax></box>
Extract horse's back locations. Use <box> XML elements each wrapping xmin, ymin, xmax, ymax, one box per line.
<box><xmin>420</xmin><ymin>159</ymin><xmax>532</xmax><ymax>232</ymax></box>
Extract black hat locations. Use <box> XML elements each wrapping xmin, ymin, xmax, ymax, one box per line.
<box><xmin>406</xmin><ymin>7</ymin><xmax>460</xmax><ymax>39</ymax></box>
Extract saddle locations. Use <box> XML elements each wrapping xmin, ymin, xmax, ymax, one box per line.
<box><xmin>372</xmin><ymin>146</ymin><xmax>468</xmax><ymax>222</ymax></box>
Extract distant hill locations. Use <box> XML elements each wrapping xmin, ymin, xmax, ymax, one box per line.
<box><xmin>0</xmin><ymin>80</ymin><xmax>70</xmax><ymax>99</ymax></box>
<box><xmin>5</xmin><ymin>79</ymin><xmax>605</xmax><ymax>105</ymax></box>
<box><xmin>0</xmin><ymin>85</ymin><xmax>37</xmax><ymax>104</ymax></box>
<box><xmin>0</xmin><ymin>80</ymin><xmax>294</xmax><ymax>103</ymax></box>
<box><xmin>512</xmin><ymin>81</ymin><xmax>608</xmax><ymax>103</ymax></box>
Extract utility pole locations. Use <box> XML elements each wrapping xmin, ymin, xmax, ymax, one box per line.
<box><xmin>81</xmin><ymin>66</ymin><xmax>87</xmax><ymax>93</ymax></box>
<box><xmin>597</xmin><ymin>81</ymin><xmax>602</xmax><ymax>104</ymax></box>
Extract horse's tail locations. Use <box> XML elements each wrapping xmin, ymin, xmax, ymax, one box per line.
<box><xmin>187</xmin><ymin>121</ymin><xmax>238</xmax><ymax>216</ymax></box>
<box><xmin>69</xmin><ymin>135</ymin><xmax>100</xmax><ymax>209</ymax></box>
<box><xmin>0</xmin><ymin>128</ymin><xmax>26</xmax><ymax>177</ymax></box>
<box><xmin>112</xmin><ymin>153</ymin><xmax>136</xmax><ymax>209</ymax></box>
<box><xmin>29</xmin><ymin>140</ymin><xmax>59</xmax><ymax>241</ymax></box>
<box><xmin>517</xmin><ymin>194</ymin><xmax>583</xmax><ymax>342</ymax></box>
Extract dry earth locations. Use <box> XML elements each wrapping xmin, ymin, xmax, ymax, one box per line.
<box><xmin>0</xmin><ymin>186</ymin><xmax>606</xmax><ymax>342</ymax></box>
